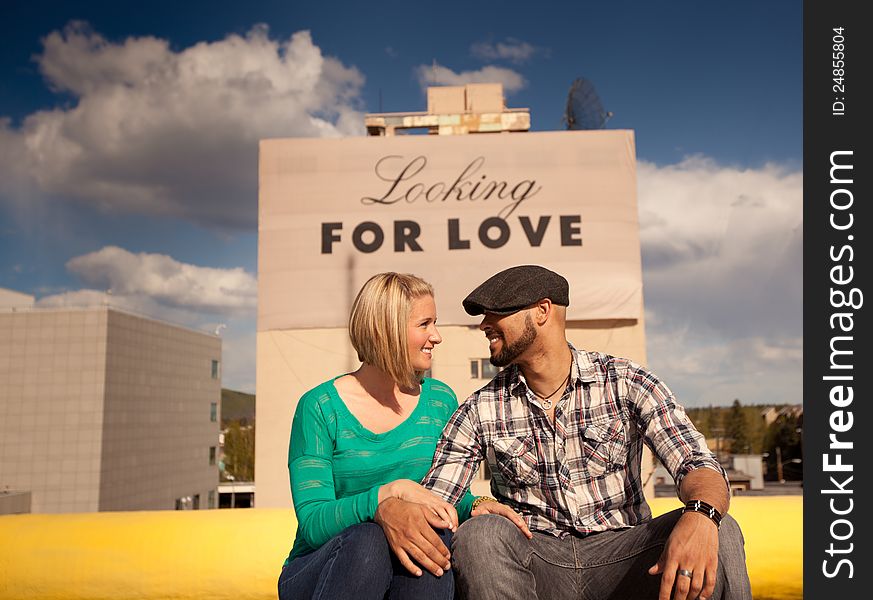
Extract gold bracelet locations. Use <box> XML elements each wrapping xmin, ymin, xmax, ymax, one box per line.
<box><xmin>472</xmin><ymin>496</ymin><xmax>498</xmax><ymax>510</ymax></box>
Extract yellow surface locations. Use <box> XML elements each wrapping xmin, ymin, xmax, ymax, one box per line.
<box><xmin>650</xmin><ymin>497</ymin><xmax>803</xmax><ymax>600</ymax></box>
<box><xmin>0</xmin><ymin>497</ymin><xmax>801</xmax><ymax>600</ymax></box>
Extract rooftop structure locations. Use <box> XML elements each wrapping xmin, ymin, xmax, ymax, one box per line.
<box><xmin>364</xmin><ymin>83</ymin><xmax>530</xmax><ymax>136</ymax></box>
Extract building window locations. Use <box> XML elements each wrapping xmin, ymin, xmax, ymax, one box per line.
<box><xmin>208</xmin><ymin>490</ymin><xmax>216</xmax><ymax>509</ymax></box>
<box><xmin>210</xmin><ymin>402</ymin><xmax>218</xmax><ymax>422</ymax></box>
<box><xmin>211</xmin><ymin>360</ymin><xmax>220</xmax><ymax>379</ymax></box>
<box><xmin>470</xmin><ymin>359</ymin><xmax>500</xmax><ymax>380</ymax></box>
<box><xmin>193</xmin><ymin>494</ymin><xmax>200</xmax><ymax>510</ymax></box>
<box><xmin>209</xmin><ymin>446</ymin><xmax>216</xmax><ymax>466</ymax></box>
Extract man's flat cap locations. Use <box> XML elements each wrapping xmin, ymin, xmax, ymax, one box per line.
<box><xmin>463</xmin><ymin>265</ymin><xmax>569</xmax><ymax>316</ymax></box>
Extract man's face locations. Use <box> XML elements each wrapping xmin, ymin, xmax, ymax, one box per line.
<box><xmin>479</xmin><ymin>309</ymin><xmax>537</xmax><ymax>367</ymax></box>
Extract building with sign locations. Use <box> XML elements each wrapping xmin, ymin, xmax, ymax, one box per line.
<box><xmin>256</xmin><ymin>85</ymin><xmax>652</xmax><ymax>508</ymax></box>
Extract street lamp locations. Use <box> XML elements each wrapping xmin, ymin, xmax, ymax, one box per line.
<box><xmin>226</xmin><ymin>474</ymin><xmax>236</xmax><ymax>508</ymax></box>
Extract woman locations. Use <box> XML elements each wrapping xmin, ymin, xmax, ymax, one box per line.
<box><xmin>277</xmin><ymin>272</ymin><xmax>521</xmax><ymax>600</ymax></box>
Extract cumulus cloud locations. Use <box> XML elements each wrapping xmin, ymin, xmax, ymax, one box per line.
<box><xmin>470</xmin><ymin>38</ymin><xmax>543</xmax><ymax>64</ymax></box>
<box><xmin>54</xmin><ymin>245</ymin><xmax>257</xmax><ymax>314</ymax></box>
<box><xmin>637</xmin><ymin>157</ymin><xmax>802</xmax><ymax>335</ymax></box>
<box><xmin>37</xmin><ymin>288</ymin><xmax>191</xmax><ymax>322</ymax></box>
<box><xmin>646</xmin><ymin>324</ymin><xmax>802</xmax><ymax>407</ymax></box>
<box><xmin>415</xmin><ymin>62</ymin><xmax>525</xmax><ymax>94</ymax></box>
<box><xmin>0</xmin><ymin>22</ymin><xmax>365</xmax><ymax>230</ymax></box>
<box><xmin>637</xmin><ymin>158</ymin><xmax>802</xmax><ymax>406</ymax></box>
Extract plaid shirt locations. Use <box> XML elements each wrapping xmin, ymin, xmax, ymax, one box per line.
<box><xmin>422</xmin><ymin>344</ymin><xmax>728</xmax><ymax>537</ymax></box>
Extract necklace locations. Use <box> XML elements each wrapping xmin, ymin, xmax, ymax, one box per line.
<box><xmin>532</xmin><ymin>362</ymin><xmax>573</xmax><ymax>410</ymax></box>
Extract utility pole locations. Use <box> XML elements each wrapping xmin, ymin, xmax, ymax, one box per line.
<box><xmin>776</xmin><ymin>446</ymin><xmax>784</xmax><ymax>483</ymax></box>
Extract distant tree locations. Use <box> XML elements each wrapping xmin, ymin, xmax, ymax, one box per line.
<box><xmin>223</xmin><ymin>420</ymin><xmax>255</xmax><ymax>482</ymax></box>
<box><xmin>706</xmin><ymin>404</ymin><xmax>726</xmax><ymax>456</ymax></box>
<box><xmin>688</xmin><ymin>407</ymin><xmax>711</xmax><ymax>438</ymax></box>
<box><xmin>763</xmin><ymin>413</ymin><xmax>802</xmax><ymax>481</ymax></box>
<box><xmin>725</xmin><ymin>399</ymin><xmax>751</xmax><ymax>453</ymax></box>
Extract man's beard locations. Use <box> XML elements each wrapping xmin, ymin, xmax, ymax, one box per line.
<box><xmin>490</xmin><ymin>313</ymin><xmax>537</xmax><ymax>367</ymax></box>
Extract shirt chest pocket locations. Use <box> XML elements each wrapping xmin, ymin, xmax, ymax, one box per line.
<box><xmin>580</xmin><ymin>419</ymin><xmax>628</xmax><ymax>478</ymax></box>
<box><xmin>492</xmin><ymin>435</ymin><xmax>541</xmax><ymax>487</ymax></box>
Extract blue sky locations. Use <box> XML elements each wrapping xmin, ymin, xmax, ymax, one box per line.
<box><xmin>0</xmin><ymin>1</ymin><xmax>802</xmax><ymax>405</ymax></box>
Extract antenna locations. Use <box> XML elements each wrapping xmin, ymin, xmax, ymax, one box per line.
<box><xmin>564</xmin><ymin>77</ymin><xmax>613</xmax><ymax>130</ymax></box>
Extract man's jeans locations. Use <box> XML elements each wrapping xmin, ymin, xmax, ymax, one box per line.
<box><xmin>452</xmin><ymin>509</ymin><xmax>752</xmax><ymax>600</ymax></box>
<box><xmin>277</xmin><ymin>522</ymin><xmax>455</xmax><ymax>600</ymax></box>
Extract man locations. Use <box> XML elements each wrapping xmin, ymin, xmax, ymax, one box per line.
<box><xmin>376</xmin><ymin>265</ymin><xmax>751</xmax><ymax>600</ymax></box>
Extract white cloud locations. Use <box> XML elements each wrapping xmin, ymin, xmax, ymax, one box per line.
<box><xmin>638</xmin><ymin>157</ymin><xmax>802</xmax><ymax>335</ymax></box>
<box><xmin>59</xmin><ymin>245</ymin><xmax>257</xmax><ymax>314</ymax></box>
<box><xmin>414</xmin><ymin>63</ymin><xmax>525</xmax><ymax>94</ymax></box>
<box><xmin>637</xmin><ymin>158</ymin><xmax>802</xmax><ymax>406</ymax></box>
<box><xmin>470</xmin><ymin>39</ymin><xmax>542</xmax><ymax>64</ymax></box>
<box><xmin>0</xmin><ymin>22</ymin><xmax>365</xmax><ymax>230</ymax></box>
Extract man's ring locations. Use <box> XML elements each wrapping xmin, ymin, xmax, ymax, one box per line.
<box><xmin>677</xmin><ymin>569</ymin><xmax>693</xmax><ymax>578</ymax></box>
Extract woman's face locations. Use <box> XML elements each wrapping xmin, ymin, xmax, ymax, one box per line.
<box><xmin>407</xmin><ymin>294</ymin><xmax>442</xmax><ymax>372</ymax></box>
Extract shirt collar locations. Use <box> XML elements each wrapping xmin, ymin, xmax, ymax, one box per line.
<box><xmin>509</xmin><ymin>342</ymin><xmax>597</xmax><ymax>397</ymax></box>
<box><xmin>568</xmin><ymin>343</ymin><xmax>598</xmax><ymax>384</ymax></box>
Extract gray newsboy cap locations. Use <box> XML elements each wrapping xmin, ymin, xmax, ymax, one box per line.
<box><xmin>463</xmin><ymin>265</ymin><xmax>570</xmax><ymax>316</ymax></box>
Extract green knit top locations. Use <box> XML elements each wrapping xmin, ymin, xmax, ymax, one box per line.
<box><xmin>286</xmin><ymin>376</ymin><xmax>476</xmax><ymax>563</ymax></box>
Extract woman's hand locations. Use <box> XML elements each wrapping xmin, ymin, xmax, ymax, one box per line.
<box><xmin>379</xmin><ymin>479</ymin><xmax>459</xmax><ymax>531</ymax></box>
<box><xmin>472</xmin><ymin>497</ymin><xmax>533</xmax><ymax>539</ymax></box>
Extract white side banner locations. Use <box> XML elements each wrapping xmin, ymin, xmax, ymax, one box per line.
<box><xmin>258</xmin><ymin>130</ymin><xmax>642</xmax><ymax>329</ymax></box>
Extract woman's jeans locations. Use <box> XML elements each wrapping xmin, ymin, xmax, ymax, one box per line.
<box><xmin>277</xmin><ymin>522</ymin><xmax>454</xmax><ymax>600</ymax></box>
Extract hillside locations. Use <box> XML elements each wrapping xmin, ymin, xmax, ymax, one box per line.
<box><xmin>221</xmin><ymin>388</ymin><xmax>255</xmax><ymax>425</ymax></box>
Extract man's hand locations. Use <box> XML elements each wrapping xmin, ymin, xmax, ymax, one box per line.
<box><xmin>379</xmin><ymin>479</ymin><xmax>459</xmax><ymax>531</ymax></box>
<box><xmin>648</xmin><ymin>512</ymin><xmax>719</xmax><ymax>600</ymax></box>
<box><xmin>471</xmin><ymin>499</ymin><xmax>533</xmax><ymax>539</ymax></box>
<box><xmin>374</xmin><ymin>497</ymin><xmax>453</xmax><ymax>578</ymax></box>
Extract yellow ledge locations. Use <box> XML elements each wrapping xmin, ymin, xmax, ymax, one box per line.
<box><xmin>0</xmin><ymin>496</ymin><xmax>801</xmax><ymax>600</ymax></box>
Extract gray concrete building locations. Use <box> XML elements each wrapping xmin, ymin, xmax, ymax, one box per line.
<box><xmin>0</xmin><ymin>291</ymin><xmax>221</xmax><ymax>513</ymax></box>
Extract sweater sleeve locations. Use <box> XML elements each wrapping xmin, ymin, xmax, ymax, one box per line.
<box><xmin>288</xmin><ymin>390</ymin><xmax>382</xmax><ymax>549</ymax></box>
<box><xmin>457</xmin><ymin>488</ymin><xmax>476</xmax><ymax>521</ymax></box>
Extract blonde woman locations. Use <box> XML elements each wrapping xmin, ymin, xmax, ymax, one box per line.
<box><xmin>278</xmin><ymin>272</ymin><xmax>477</xmax><ymax>600</ymax></box>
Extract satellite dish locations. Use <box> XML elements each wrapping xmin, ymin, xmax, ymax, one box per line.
<box><xmin>564</xmin><ymin>78</ymin><xmax>613</xmax><ymax>130</ymax></box>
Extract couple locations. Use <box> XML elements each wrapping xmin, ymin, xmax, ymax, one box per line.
<box><xmin>278</xmin><ymin>266</ymin><xmax>752</xmax><ymax>600</ymax></box>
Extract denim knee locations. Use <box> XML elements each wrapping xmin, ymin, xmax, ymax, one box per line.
<box><xmin>717</xmin><ymin>514</ymin><xmax>746</xmax><ymax>553</ymax></box>
<box><xmin>337</xmin><ymin>522</ymin><xmax>392</xmax><ymax>577</ymax></box>
<box><xmin>715</xmin><ymin>514</ymin><xmax>753</xmax><ymax>599</ymax></box>
<box><xmin>453</xmin><ymin>514</ymin><xmax>525</xmax><ymax>564</ymax></box>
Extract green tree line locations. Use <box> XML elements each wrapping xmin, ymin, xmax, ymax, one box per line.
<box><xmin>686</xmin><ymin>400</ymin><xmax>802</xmax><ymax>481</ymax></box>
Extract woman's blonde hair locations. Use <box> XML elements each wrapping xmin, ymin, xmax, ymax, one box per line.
<box><xmin>349</xmin><ymin>272</ymin><xmax>434</xmax><ymax>389</ymax></box>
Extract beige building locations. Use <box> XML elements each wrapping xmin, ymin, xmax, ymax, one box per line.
<box><xmin>0</xmin><ymin>291</ymin><xmax>221</xmax><ymax>513</ymax></box>
<box><xmin>257</xmin><ymin>84</ymin><xmax>652</xmax><ymax>508</ymax></box>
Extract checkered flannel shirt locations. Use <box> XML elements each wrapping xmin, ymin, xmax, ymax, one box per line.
<box><xmin>422</xmin><ymin>344</ymin><xmax>728</xmax><ymax>537</ymax></box>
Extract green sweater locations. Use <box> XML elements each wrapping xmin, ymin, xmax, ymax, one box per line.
<box><xmin>286</xmin><ymin>376</ymin><xmax>476</xmax><ymax>562</ymax></box>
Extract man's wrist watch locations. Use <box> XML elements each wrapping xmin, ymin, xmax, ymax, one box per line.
<box><xmin>682</xmin><ymin>499</ymin><xmax>723</xmax><ymax>528</ymax></box>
